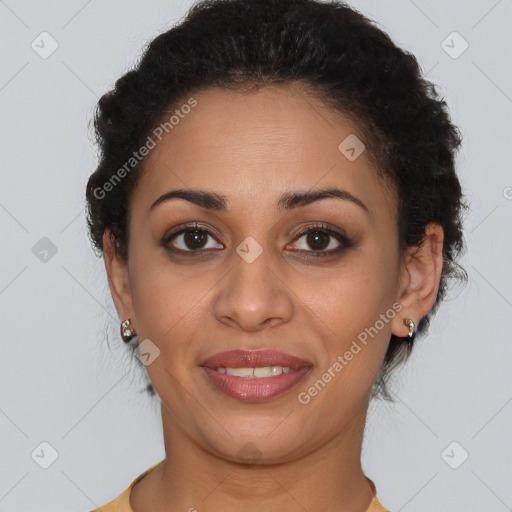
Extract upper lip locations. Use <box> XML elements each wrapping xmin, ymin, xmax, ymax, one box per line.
<box><xmin>200</xmin><ymin>349</ymin><xmax>312</xmax><ymax>371</ymax></box>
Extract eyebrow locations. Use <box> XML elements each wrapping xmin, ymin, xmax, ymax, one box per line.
<box><xmin>149</xmin><ymin>187</ymin><xmax>370</xmax><ymax>215</ymax></box>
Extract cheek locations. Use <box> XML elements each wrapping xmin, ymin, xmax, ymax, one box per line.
<box><xmin>128</xmin><ymin>243</ymin><xmax>184</xmax><ymax>335</ymax></box>
<box><xmin>303</xmin><ymin>271</ymin><xmax>396</xmax><ymax>414</ymax></box>
<box><xmin>131</xmin><ymin>266</ymin><xmax>207</xmax><ymax>343</ymax></box>
<box><xmin>308</xmin><ymin>243</ymin><xmax>399</xmax><ymax>357</ymax></box>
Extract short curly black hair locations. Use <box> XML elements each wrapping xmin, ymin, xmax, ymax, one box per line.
<box><xmin>86</xmin><ymin>0</ymin><xmax>468</xmax><ymax>401</ymax></box>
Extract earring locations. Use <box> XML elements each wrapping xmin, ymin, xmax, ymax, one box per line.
<box><xmin>403</xmin><ymin>318</ymin><xmax>416</xmax><ymax>343</ymax></box>
<box><xmin>120</xmin><ymin>318</ymin><xmax>136</xmax><ymax>343</ymax></box>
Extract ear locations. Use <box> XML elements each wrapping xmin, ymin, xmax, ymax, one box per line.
<box><xmin>103</xmin><ymin>230</ymin><xmax>135</xmax><ymax>323</ymax></box>
<box><xmin>391</xmin><ymin>222</ymin><xmax>444</xmax><ymax>338</ymax></box>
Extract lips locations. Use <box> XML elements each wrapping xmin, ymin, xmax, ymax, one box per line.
<box><xmin>200</xmin><ymin>349</ymin><xmax>311</xmax><ymax>371</ymax></box>
<box><xmin>199</xmin><ymin>349</ymin><xmax>312</xmax><ymax>402</ymax></box>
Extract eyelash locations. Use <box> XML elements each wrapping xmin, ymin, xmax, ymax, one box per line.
<box><xmin>161</xmin><ymin>222</ymin><xmax>353</xmax><ymax>259</ymax></box>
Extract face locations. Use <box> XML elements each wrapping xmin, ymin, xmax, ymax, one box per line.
<box><xmin>104</xmin><ymin>83</ymin><xmax>442</xmax><ymax>464</ymax></box>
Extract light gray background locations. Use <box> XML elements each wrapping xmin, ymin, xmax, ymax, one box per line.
<box><xmin>1</xmin><ymin>1</ymin><xmax>511</xmax><ymax>511</ymax></box>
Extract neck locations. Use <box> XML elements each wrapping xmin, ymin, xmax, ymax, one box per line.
<box><xmin>131</xmin><ymin>398</ymin><xmax>375</xmax><ymax>512</ymax></box>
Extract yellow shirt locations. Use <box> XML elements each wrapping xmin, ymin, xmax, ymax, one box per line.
<box><xmin>91</xmin><ymin>460</ymin><xmax>391</xmax><ymax>512</ymax></box>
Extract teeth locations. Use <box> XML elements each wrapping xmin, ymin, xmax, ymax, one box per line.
<box><xmin>215</xmin><ymin>366</ymin><xmax>293</xmax><ymax>378</ymax></box>
<box><xmin>227</xmin><ymin>367</ymin><xmax>254</xmax><ymax>378</ymax></box>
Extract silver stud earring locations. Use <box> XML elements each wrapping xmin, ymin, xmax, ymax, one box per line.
<box><xmin>403</xmin><ymin>318</ymin><xmax>416</xmax><ymax>343</ymax></box>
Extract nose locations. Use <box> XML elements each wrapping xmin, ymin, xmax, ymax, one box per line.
<box><xmin>213</xmin><ymin>244</ymin><xmax>294</xmax><ymax>332</ymax></box>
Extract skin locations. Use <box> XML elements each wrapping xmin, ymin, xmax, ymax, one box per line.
<box><xmin>103</xmin><ymin>82</ymin><xmax>444</xmax><ymax>512</ymax></box>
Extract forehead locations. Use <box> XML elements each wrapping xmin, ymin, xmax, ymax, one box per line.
<box><xmin>132</xmin><ymin>84</ymin><xmax>396</xmax><ymax>221</ymax></box>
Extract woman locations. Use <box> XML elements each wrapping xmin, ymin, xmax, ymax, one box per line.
<box><xmin>86</xmin><ymin>0</ymin><xmax>467</xmax><ymax>510</ymax></box>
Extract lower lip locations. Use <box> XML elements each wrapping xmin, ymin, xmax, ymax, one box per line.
<box><xmin>201</xmin><ymin>366</ymin><xmax>311</xmax><ymax>402</ymax></box>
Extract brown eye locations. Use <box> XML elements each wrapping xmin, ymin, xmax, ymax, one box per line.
<box><xmin>287</xmin><ymin>223</ymin><xmax>353</xmax><ymax>258</ymax></box>
<box><xmin>183</xmin><ymin>230</ymin><xmax>208</xmax><ymax>250</ymax></box>
<box><xmin>290</xmin><ymin>229</ymin><xmax>344</xmax><ymax>253</ymax></box>
<box><xmin>305</xmin><ymin>231</ymin><xmax>330</xmax><ymax>251</ymax></box>
<box><xmin>163</xmin><ymin>227</ymin><xmax>223</xmax><ymax>253</ymax></box>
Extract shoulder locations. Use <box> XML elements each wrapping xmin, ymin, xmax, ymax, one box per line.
<box><xmin>90</xmin><ymin>460</ymin><xmax>165</xmax><ymax>512</ymax></box>
<box><xmin>367</xmin><ymin>494</ymin><xmax>392</xmax><ymax>512</ymax></box>
<box><xmin>90</xmin><ymin>487</ymin><xmax>131</xmax><ymax>512</ymax></box>
<box><xmin>366</xmin><ymin>477</ymin><xmax>392</xmax><ymax>512</ymax></box>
